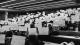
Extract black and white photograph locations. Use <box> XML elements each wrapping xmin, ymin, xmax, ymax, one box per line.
<box><xmin>0</xmin><ymin>0</ymin><xmax>80</xmax><ymax>45</ymax></box>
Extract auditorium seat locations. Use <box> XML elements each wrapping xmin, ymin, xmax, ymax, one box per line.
<box><xmin>11</xmin><ymin>35</ymin><xmax>26</xmax><ymax>45</ymax></box>
<box><xmin>38</xmin><ymin>27</ymin><xmax>49</xmax><ymax>35</ymax></box>
<box><xmin>0</xmin><ymin>34</ymin><xmax>5</xmax><ymax>44</ymax></box>
<box><xmin>28</xmin><ymin>28</ymin><xmax>37</xmax><ymax>35</ymax></box>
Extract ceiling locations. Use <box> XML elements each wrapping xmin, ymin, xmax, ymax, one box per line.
<box><xmin>0</xmin><ymin>0</ymin><xmax>78</xmax><ymax>11</ymax></box>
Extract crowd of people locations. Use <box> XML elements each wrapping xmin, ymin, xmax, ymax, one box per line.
<box><xmin>0</xmin><ymin>8</ymin><xmax>80</xmax><ymax>35</ymax></box>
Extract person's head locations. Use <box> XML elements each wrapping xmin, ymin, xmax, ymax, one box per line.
<box><xmin>4</xmin><ymin>22</ymin><xmax>8</xmax><ymax>25</ymax></box>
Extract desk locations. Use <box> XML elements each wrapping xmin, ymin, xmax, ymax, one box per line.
<box><xmin>51</xmin><ymin>35</ymin><xmax>80</xmax><ymax>45</ymax></box>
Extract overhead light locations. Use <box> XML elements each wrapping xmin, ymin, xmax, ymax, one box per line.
<box><xmin>0</xmin><ymin>0</ymin><xmax>16</xmax><ymax>4</ymax></box>
<box><xmin>2</xmin><ymin>0</ymin><xmax>67</xmax><ymax>8</ymax></box>
<box><xmin>15</xmin><ymin>1</ymin><xmax>75</xmax><ymax>9</ymax></box>
<box><xmin>15</xmin><ymin>3</ymin><xmax>75</xmax><ymax>11</ymax></box>
<box><xmin>8</xmin><ymin>7</ymin><xmax>13</xmax><ymax>8</ymax></box>
<box><xmin>15</xmin><ymin>1</ymin><xmax>75</xmax><ymax>11</ymax></box>
<box><xmin>1</xmin><ymin>0</ymin><xmax>35</xmax><ymax>7</ymax></box>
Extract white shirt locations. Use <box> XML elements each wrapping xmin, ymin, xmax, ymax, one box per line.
<box><xmin>2</xmin><ymin>25</ymin><xmax>10</xmax><ymax>31</ymax></box>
